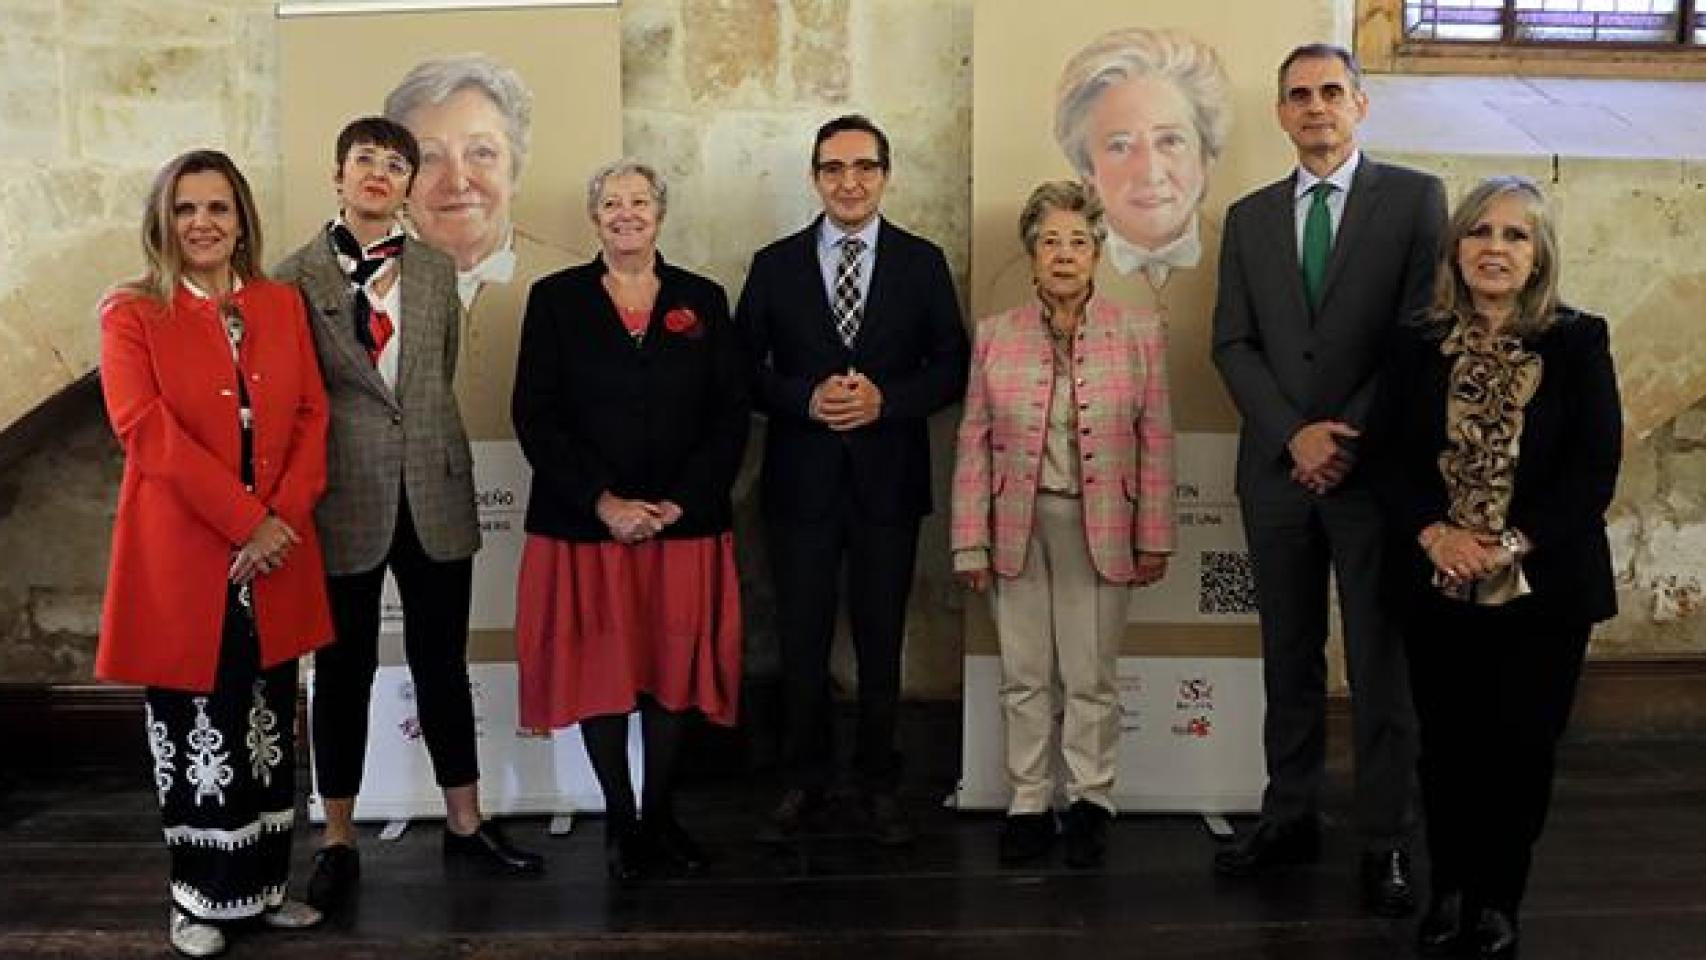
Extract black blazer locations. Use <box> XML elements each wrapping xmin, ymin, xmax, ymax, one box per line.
<box><xmin>1212</xmin><ymin>158</ymin><xmax>1447</xmax><ymax>501</ymax></box>
<box><xmin>512</xmin><ymin>254</ymin><xmax>750</xmax><ymax>542</ymax></box>
<box><xmin>737</xmin><ymin>216</ymin><xmax>969</xmax><ymax>523</ymax></box>
<box><xmin>1370</xmin><ymin>307</ymin><xmax>1623</xmax><ymax>624</ymax></box>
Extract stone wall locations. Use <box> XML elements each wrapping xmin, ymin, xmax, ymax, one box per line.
<box><xmin>2</xmin><ymin>0</ymin><xmax>1703</xmax><ymax>692</ymax></box>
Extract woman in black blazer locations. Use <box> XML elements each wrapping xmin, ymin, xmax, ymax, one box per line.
<box><xmin>1372</xmin><ymin>176</ymin><xmax>1622</xmax><ymax>960</ymax></box>
<box><xmin>511</xmin><ymin>159</ymin><xmax>749</xmax><ymax>883</ymax></box>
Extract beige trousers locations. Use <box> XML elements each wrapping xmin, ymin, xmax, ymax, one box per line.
<box><xmin>992</xmin><ymin>493</ymin><xmax>1128</xmax><ymax>815</ymax></box>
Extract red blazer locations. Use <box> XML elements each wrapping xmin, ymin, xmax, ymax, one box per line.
<box><xmin>98</xmin><ymin>280</ymin><xmax>334</xmax><ymax>692</ymax></box>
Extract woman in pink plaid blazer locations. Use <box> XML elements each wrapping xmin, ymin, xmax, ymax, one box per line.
<box><xmin>950</xmin><ymin>180</ymin><xmax>1175</xmax><ymax>869</ymax></box>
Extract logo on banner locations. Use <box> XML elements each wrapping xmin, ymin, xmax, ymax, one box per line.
<box><xmin>1171</xmin><ymin>674</ymin><xmax>1216</xmax><ymax>738</ymax></box>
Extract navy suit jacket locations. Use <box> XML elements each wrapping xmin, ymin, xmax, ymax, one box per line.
<box><xmin>737</xmin><ymin>216</ymin><xmax>968</xmax><ymax>523</ymax></box>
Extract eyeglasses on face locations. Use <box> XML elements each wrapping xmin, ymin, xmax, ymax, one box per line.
<box><xmin>349</xmin><ymin>148</ymin><xmax>413</xmax><ymax>179</ymax></box>
<box><xmin>815</xmin><ymin>158</ymin><xmax>886</xmax><ymax>180</ymax></box>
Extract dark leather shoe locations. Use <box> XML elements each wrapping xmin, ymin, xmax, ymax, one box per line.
<box><xmin>305</xmin><ymin>843</ymin><xmax>359</xmax><ymax>913</ymax></box>
<box><xmin>1061</xmin><ymin>800</ymin><xmax>1111</xmax><ymax>869</ymax></box>
<box><xmin>755</xmin><ymin>788</ymin><xmax>822</xmax><ymax>844</ymax></box>
<box><xmin>997</xmin><ymin>812</ymin><xmax>1056</xmax><ymax>865</ymax></box>
<box><xmin>866</xmin><ymin>792</ymin><xmax>915</xmax><ymax>847</ymax></box>
<box><xmin>606</xmin><ymin>823</ymin><xmax>648</xmax><ymax>885</ymax></box>
<box><xmin>1213</xmin><ymin>817</ymin><xmax>1320</xmax><ymax>877</ymax></box>
<box><xmin>442</xmin><ymin>820</ymin><xmax>544</xmax><ymax>873</ymax></box>
<box><xmin>1417</xmin><ymin>890</ymin><xmax>1466</xmax><ymax>955</ymax></box>
<box><xmin>1362</xmin><ymin>847</ymin><xmax>1417</xmax><ymax>917</ymax></box>
<box><xmin>646</xmin><ymin>817</ymin><xmax>708</xmax><ymax>873</ymax></box>
<box><xmin>1474</xmin><ymin>908</ymin><xmax>1520</xmax><ymax>959</ymax></box>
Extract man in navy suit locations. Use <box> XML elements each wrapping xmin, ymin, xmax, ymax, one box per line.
<box><xmin>1211</xmin><ymin>45</ymin><xmax>1446</xmax><ymax>915</ymax></box>
<box><xmin>739</xmin><ymin>115</ymin><xmax>969</xmax><ymax>846</ymax></box>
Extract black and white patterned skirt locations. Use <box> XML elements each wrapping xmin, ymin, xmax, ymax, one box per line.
<box><xmin>144</xmin><ymin>586</ymin><xmax>298</xmax><ymax>922</ymax></box>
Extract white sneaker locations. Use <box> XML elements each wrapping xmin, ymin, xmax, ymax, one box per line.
<box><xmin>261</xmin><ymin>899</ymin><xmax>323</xmax><ymax>930</ymax></box>
<box><xmin>168</xmin><ymin>910</ymin><xmax>226</xmax><ymax>958</ymax></box>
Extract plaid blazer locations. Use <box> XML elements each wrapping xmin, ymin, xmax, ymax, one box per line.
<box><xmin>950</xmin><ymin>296</ymin><xmax>1175</xmax><ymax>583</ymax></box>
<box><xmin>275</xmin><ymin>233</ymin><xmax>480</xmax><ymax>575</ymax></box>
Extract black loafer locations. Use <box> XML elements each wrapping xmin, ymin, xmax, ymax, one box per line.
<box><xmin>865</xmin><ymin>791</ymin><xmax>916</xmax><ymax>847</ymax></box>
<box><xmin>1362</xmin><ymin>847</ymin><xmax>1417</xmax><ymax>917</ymax></box>
<box><xmin>1213</xmin><ymin>817</ymin><xmax>1320</xmax><ymax>877</ymax></box>
<box><xmin>1061</xmin><ymin>800</ymin><xmax>1111</xmax><ymax>869</ymax></box>
<box><xmin>305</xmin><ymin>843</ymin><xmax>359</xmax><ymax>913</ymax></box>
<box><xmin>997</xmin><ymin>812</ymin><xmax>1057</xmax><ymax>865</ymax></box>
<box><xmin>1417</xmin><ymin>890</ymin><xmax>1466</xmax><ymax>955</ymax></box>
<box><xmin>755</xmin><ymin>788</ymin><xmax>823</xmax><ymax>845</ymax></box>
<box><xmin>647</xmin><ymin>817</ymin><xmax>708</xmax><ymax>873</ymax></box>
<box><xmin>442</xmin><ymin>820</ymin><xmax>544</xmax><ymax>873</ymax></box>
<box><xmin>1474</xmin><ymin>908</ymin><xmax>1520</xmax><ymax>959</ymax></box>
<box><xmin>606</xmin><ymin>823</ymin><xmax>648</xmax><ymax>885</ymax></box>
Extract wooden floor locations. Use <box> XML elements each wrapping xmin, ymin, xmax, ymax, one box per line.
<box><xmin>6</xmin><ymin>711</ymin><xmax>1706</xmax><ymax>959</ymax></box>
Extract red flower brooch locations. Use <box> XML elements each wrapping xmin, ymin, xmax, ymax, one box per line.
<box><xmin>663</xmin><ymin>306</ymin><xmax>702</xmax><ymax>337</ymax></box>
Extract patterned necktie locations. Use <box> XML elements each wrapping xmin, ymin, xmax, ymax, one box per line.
<box><xmin>1301</xmin><ymin>181</ymin><xmax>1334</xmax><ymax>310</ymax></box>
<box><xmin>833</xmin><ymin>236</ymin><xmax>867</xmax><ymax>348</ymax></box>
<box><xmin>328</xmin><ymin>222</ymin><xmax>405</xmax><ymax>357</ymax></box>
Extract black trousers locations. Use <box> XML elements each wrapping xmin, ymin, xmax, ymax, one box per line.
<box><xmin>767</xmin><ymin>502</ymin><xmax>920</xmax><ymax>792</ymax></box>
<box><xmin>312</xmin><ymin>497</ymin><xmax>478</xmax><ymax>798</ymax></box>
<box><xmin>1242</xmin><ymin>486</ymin><xmax>1418</xmax><ymax>845</ymax></box>
<box><xmin>1407</xmin><ymin>591</ymin><xmax>1590</xmax><ymax>914</ymax></box>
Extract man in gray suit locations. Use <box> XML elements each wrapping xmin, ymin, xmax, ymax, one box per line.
<box><xmin>1210</xmin><ymin>45</ymin><xmax>1446</xmax><ymax>916</ymax></box>
<box><xmin>275</xmin><ymin>117</ymin><xmax>542</xmax><ymax>912</ymax></box>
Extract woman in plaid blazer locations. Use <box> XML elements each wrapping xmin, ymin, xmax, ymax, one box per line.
<box><xmin>950</xmin><ymin>180</ymin><xmax>1175</xmax><ymax>869</ymax></box>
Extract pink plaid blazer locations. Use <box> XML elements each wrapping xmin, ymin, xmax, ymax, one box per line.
<box><xmin>950</xmin><ymin>296</ymin><xmax>1175</xmax><ymax>583</ymax></box>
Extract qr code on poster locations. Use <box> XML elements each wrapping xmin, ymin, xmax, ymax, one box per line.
<box><xmin>1198</xmin><ymin>550</ymin><xmax>1257</xmax><ymax>615</ymax></box>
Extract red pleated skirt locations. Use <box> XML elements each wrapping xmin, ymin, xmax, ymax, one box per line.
<box><xmin>514</xmin><ymin>532</ymin><xmax>742</xmax><ymax>730</ymax></box>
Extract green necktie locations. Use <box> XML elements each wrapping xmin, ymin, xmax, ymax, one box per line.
<box><xmin>1301</xmin><ymin>181</ymin><xmax>1334</xmax><ymax>310</ymax></box>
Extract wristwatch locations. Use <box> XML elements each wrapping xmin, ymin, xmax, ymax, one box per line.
<box><xmin>1499</xmin><ymin>528</ymin><xmax>1525</xmax><ymax>558</ymax></box>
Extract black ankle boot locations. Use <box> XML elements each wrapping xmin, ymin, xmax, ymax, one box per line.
<box><xmin>1474</xmin><ymin>907</ymin><xmax>1519</xmax><ymax>959</ymax></box>
<box><xmin>1416</xmin><ymin>890</ymin><xmax>1465</xmax><ymax>955</ymax></box>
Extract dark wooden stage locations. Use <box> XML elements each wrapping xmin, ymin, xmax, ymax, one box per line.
<box><xmin>5</xmin><ymin>707</ymin><xmax>1706</xmax><ymax>959</ymax></box>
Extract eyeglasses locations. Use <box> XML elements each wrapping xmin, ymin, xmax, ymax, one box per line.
<box><xmin>349</xmin><ymin>148</ymin><xmax>413</xmax><ymax>179</ymax></box>
<box><xmin>815</xmin><ymin>158</ymin><xmax>886</xmax><ymax>181</ymax></box>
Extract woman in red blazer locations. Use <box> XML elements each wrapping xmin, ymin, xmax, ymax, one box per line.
<box><xmin>98</xmin><ymin>149</ymin><xmax>332</xmax><ymax>957</ymax></box>
<box><xmin>950</xmin><ymin>181</ymin><xmax>1175</xmax><ymax>870</ymax></box>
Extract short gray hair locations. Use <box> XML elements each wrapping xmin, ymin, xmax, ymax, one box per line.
<box><xmin>1277</xmin><ymin>44</ymin><xmax>1364</xmax><ymax>99</ymax></box>
<box><xmin>1054</xmin><ymin>28</ymin><xmax>1232</xmax><ymax>181</ymax></box>
<box><xmin>383</xmin><ymin>54</ymin><xmax>533</xmax><ymax>179</ymax></box>
<box><xmin>1018</xmin><ymin>180</ymin><xmax>1106</xmax><ymax>255</ymax></box>
<box><xmin>586</xmin><ymin>158</ymin><xmax>668</xmax><ymax>220</ymax></box>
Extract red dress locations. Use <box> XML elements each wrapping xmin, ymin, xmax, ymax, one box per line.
<box><xmin>513</xmin><ymin>307</ymin><xmax>743</xmax><ymax>729</ymax></box>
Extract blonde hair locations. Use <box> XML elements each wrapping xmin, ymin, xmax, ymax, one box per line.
<box><xmin>1054</xmin><ymin>28</ymin><xmax>1232</xmax><ymax>180</ymax></box>
<box><xmin>1427</xmin><ymin>175</ymin><xmax>1561</xmax><ymax>338</ymax></box>
<box><xmin>115</xmin><ymin>149</ymin><xmax>264</xmax><ymax>304</ymax></box>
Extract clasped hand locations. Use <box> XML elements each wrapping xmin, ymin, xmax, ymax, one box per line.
<box><xmin>1288</xmin><ymin>420</ymin><xmax>1360</xmax><ymax>495</ymax></box>
<box><xmin>811</xmin><ymin>370</ymin><xmax>882</xmax><ymax>431</ymax></box>
<box><xmin>597</xmin><ymin>492</ymin><xmax>683</xmax><ymax>544</ymax></box>
<box><xmin>230</xmin><ymin>514</ymin><xmax>300</xmax><ymax>585</ymax></box>
<box><xmin>1424</xmin><ymin>524</ymin><xmax>1514</xmax><ymax>587</ymax></box>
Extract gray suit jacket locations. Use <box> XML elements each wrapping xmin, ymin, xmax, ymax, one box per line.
<box><xmin>1212</xmin><ymin>156</ymin><xmax>1446</xmax><ymax>501</ymax></box>
<box><xmin>275</xmin><ymin>233</ymin><xmax>480</xmax><ymax>575</ymax></box>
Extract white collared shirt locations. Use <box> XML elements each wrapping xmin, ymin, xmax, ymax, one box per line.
<box><xmin>1293</xmin><ymin>149</ymin><xmax>1362</xmax><ymax>254</ymax></box>
<box><xmin>1106</xmin><ymin>215</ymin><xmax>1203</xmax><ymax>288</ymax></box>
<box><xmin>816</xmin><ymin>215</ymin><xmax>880</xmax><ymax>309</ymax></box>
<box><xmin>457</xmin><ymin>228</ymin><xmax>517</xmax><ymax>309</ymax></box>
